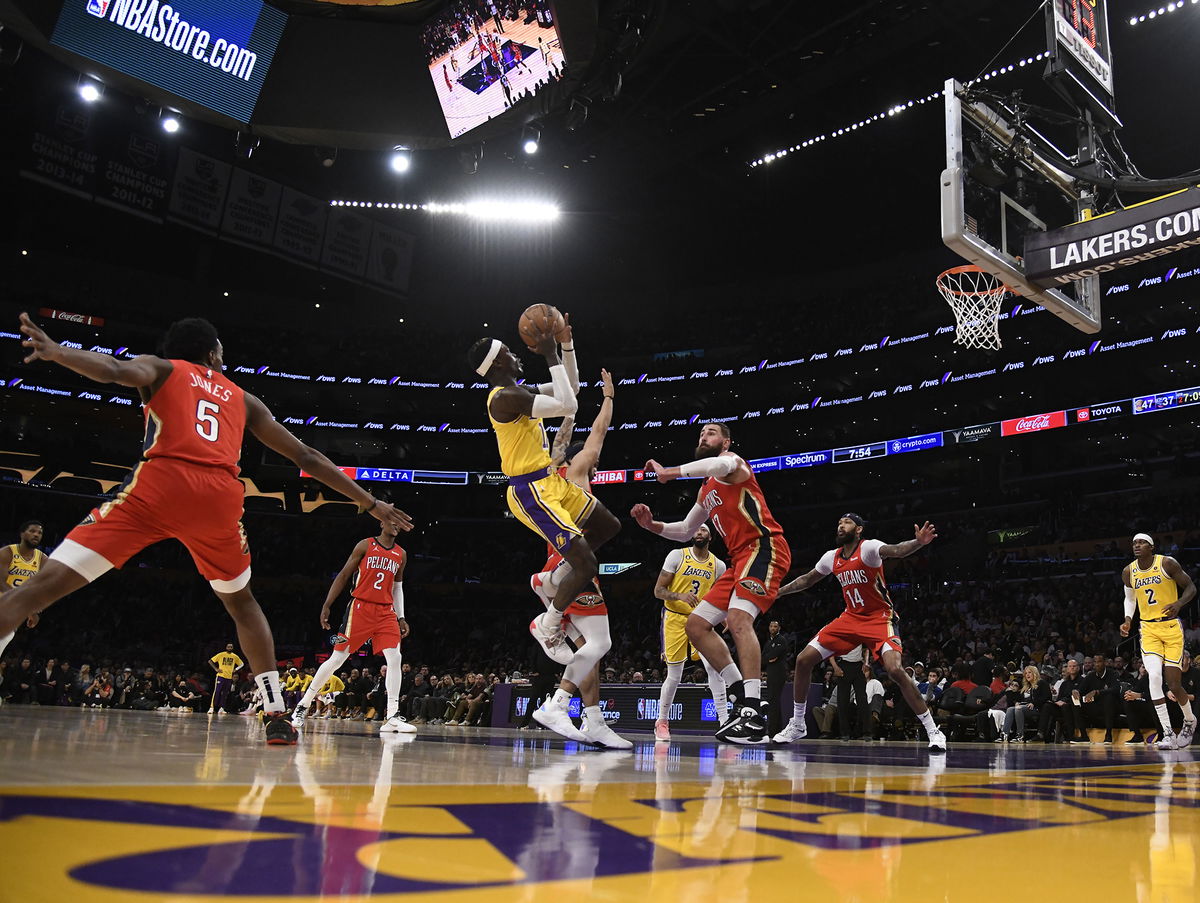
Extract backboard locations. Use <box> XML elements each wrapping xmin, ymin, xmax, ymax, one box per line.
<box><xmin>941</xmin><ymin>78</ymin><xmax>1101</xmax><ymax>334</ymax></box>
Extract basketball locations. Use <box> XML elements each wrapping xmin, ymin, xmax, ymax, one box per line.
<box><xmin>518</xmin><ymin>303</ymin><xmax>565</xmax><ymax>350</ymax></box>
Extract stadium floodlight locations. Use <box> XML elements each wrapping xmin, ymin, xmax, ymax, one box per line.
<box><xmin>78</xmin><ymin>76</ymin><xmax>102</xmax><ymax>103</ymax></box>
<box><xmin>160</xmin><ymin>109</ymin><xmax>181</xmax><ymax>133</ymax></box>
<box><xmin>316</xmin><ymin>146</ymin><xmax>337</xmax><ymax>168</ymax></box>
<box><xmin>390</xmin><ymin>146</ymin><xmax>412</xmax><ymax>173</ymax></box>
<box><xmin>521</xmin><ymin>125</ymin><xmax>540</xmax><ymax>155</ymax></box>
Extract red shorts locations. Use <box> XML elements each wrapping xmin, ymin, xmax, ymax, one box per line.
<box><xmin>334</xmin><ymin>598</ymin><xmax>401</xmax><ymax>653</ymax></box>
<box><xmin>64</xmin><ymin>457</ymin><xmax>250</xmax><ymax>586</ymax></box>
<box><xmin>540</xmin><ymin>551</ymin><xmax>607</xmax><ymax>617</ymax></box>
<box><xmin>812</xmin><ymin>610</ymin><xmax>903</xmax><ymax>660</ymax></box>
<box><xmin>703</xmin><ymin>535</ymin><xmax>791</xmax><ymax>615</ymax></box>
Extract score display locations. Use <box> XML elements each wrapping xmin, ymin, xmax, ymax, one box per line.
<box><xmin>52</xmin><ymin>0</ymin><xmax>287</xmax><ymax>124</ymax></box>
<box><xmin>1047</xmin><ymin>0</ymin><xmax>1115</xmax><ymax>114</ymax></box>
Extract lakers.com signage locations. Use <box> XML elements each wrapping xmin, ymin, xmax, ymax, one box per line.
<box><xmin>52</xmin><ymin>0</ymin><xmax>288</xmax><ymax>123</ymax></box>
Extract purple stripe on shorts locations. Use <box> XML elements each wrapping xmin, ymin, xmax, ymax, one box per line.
<box><xmin>512</xmin><ymin>481</ymin><xmax>574</xmax><ymax>553</ymax></box>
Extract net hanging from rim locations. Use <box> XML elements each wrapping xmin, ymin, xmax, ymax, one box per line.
<box><xmin>935</xmin><ymin>264</ymin><xmax>1011</xmax><ymax>351</ymax></box>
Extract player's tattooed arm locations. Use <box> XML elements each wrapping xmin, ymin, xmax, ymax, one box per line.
<box><xmin>878</xmin><ymin>522</ymin><xmax>937</xmax><ymax>558</ymax></box>
<box><xmin>1159</xmin><ymin>556</ymin><xmax>1196</xmax><ymax>617</ymax></box>
<box><xmin>550</xmin><ymin>416</ymin><xmax>575</xmax><ymax>466</ymax></box>
<box><xmin>777</xmin><ymin>568</ymin><xmax>826</xmax><ymax>597</ymax></box>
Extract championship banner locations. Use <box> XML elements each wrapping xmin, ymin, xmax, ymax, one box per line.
<box><xmin>220</xmin><ymin>167</ymin><xmax>282</xmax><ymax>248</ymax></box>
<box><xmin>273</xmin><ymin>186</ymin><xmax>328</xmax><ymax>266</ymax></box>
<box><xmin>1024</xmin><ymin>187</ymin><xmax>1200</xmax><ymax>288</ymax></box>
<box><xmin>365</xmin><ymin>222</ymin><xmax>415</xmax><ymax>294</ymax></box>
<box><xmin>94</xmin><ymin>122</ymin><xmax>173</xmax><ymax>222</ymax></box>
<box><xmin>168</xmin><ymin>148</ymin><xmax>232</xmax><ymax>234</ymax></box>
<box><xmin>320</xmin><ymin>209</ymin><xmax>372</xmax><ymax>279</ymax></box>
<box><xmin>20</xmin><ymin>101</ymin><xmax>100</xmax><ymax>200</ymax></box>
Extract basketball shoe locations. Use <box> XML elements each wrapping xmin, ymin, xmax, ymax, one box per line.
<box><xmin>529</xmin><ymin>613</ymin><xmax>574</xmax><ymax>665</ymax></box>
<box><xmin>654</xmin><ymin>720</ymin><xmax>670</xmax><ymax>741</ymax></box>
<box><xmin>580</xmin><ymin>718</ymin><xmax>633</xmax><ymax>749</ymax></box>
<box><xmin>264</xmin><ymin>712</ymin><xmax>299</xmax><ymax>746</ymax></box>
<box><xmin>716</xmin><ymin>702</ymin><xmax>768</xmax><ymax>745</ymax></box>
<box><xmin>290</xmin><ymin>704</ymin><xmax>308</xmax><ymax>727</ymax></box>
<box><xmin>1178</xmin><ymin>719</ymin><xmax>1196</xmax><ymax>748</ymax></box>
<box><xmin>532</xmin><ymin>700</ymin><xmax>588</xmax><ymax>742</ymax></box>
<box><xmin>380</xmin><ymin>714</ymin><xmax>417</xmax><ymax>734</ymax></box>
<box><xmin>772</xmin><ymin>717</ymin><xmax>807</xmax><ymax>744</ymax></box>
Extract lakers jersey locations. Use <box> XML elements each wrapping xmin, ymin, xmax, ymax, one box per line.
<box><xmin>209</xmin><ymin>652</ymin><xmax>244</xmax><ymax>679</ymax></box>
<box><xmin>662</xmin><ymin>547</ymin><xmax>725</xmax><ymax>615</ymax></box>
<box><xmin>487</xmin><ymin>386</ymin><xmax>551</xmax><ymax>477</ymax></box>
<box><xmin>1130</xmin><ymin>555</ymin><xmax>1179</xmax><ymax>621</ymax></box>
<box><xmin>5</xmin><ymin>544</ymin><xmax>45</xmax><ymax>588</ymax></box>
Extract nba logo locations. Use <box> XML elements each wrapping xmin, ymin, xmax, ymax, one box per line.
<box><xmin>87</xmin><ymin>0</ymin><xmax>111</xmax><ymax>16</ymax></box>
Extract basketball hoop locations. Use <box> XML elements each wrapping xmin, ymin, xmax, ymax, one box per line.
<box><xmin>936</xmin><ymin>265</ymin><xmax>1011</xmax><ymax>351</ymax></box>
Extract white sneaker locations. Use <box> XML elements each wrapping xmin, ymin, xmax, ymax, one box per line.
<box><xmin>529</xmin><ymin>613</ymin><xmax>574</xmax><ymax>665</ymax></box>
<box><xmin>291</xmin><ymin>705</ymin><xmax>308</xmax><ymax>727</ymax></box>
<box><xmin>532</xmin><ymin>703</ymin><xmax>588</xmax><ymax>741</ymax></box>
<box><xmin>654</xmin><ymin>720</ymin><xmax>670</xmax><ymax>741</ymax></box>
<box><xmin>927</xmin><ymin>728</ymin><xmax>948</xmax><ymax>752</ymax></box>
<box><xmin>380</xmin><ymin>715</ymin><xmax>417</xmax><ymax>734</ymax></box>
<box><xmin>1178</xmin><ymin>719</ymin><xmax>1196</xmax><ymax>748</ymax></box>
<box><xmin>579</xmin><ymin>719</ymin><xmax>633</xmax><ymax>749</ymax></box>
<box><xmin>1156</xmin><ymin>732</ymin><xmax>1180</xmax><ymax>750</ymax></box>
<box><xmin>207</xmin><ymin>708</ymin><xmax>215</xmax><ymax>715</ymax></box>
<box><xmin>772</xmin><ymin>717</ymin><xmax>807</xmax><ymax>744</ymax></box>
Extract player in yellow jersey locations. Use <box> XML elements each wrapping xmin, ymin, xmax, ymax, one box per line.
<box><xmin>0</xmin><ymin>520</ymin><xmax>46</xmax><ymax>660</ymax></box>
<box><xmin>468</xmin><ymin>318</ymin><xmax>620</xmax><ymax>742</ymax></box>
<box><xmin>312</xmin><ymin>672</ymin><xmax>345</xmax><ymax>719</ymax></box>
<box><xmin>1121</xmin><ymin>532</ymin><xmax>1196</xmax><ymax>749</ymax></box>
<box><xmin>207</xmin><ymin>643</ymin><xmax>244</xmax><ymax>714</ymax></box>
<box><xmin>652</xmin><ymin>524</ymin><xmax>728</xmax><ymax>740</ymax></box>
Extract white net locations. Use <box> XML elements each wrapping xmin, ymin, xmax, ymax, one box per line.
<box><xmin>936</xmin><ymin>265</ymin><xmax>1010</xmax><ymax>351</ymax></box>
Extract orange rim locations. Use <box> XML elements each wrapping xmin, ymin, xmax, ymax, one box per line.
<box><xmin>935</xmin><ymin>264</ymin><xmax>1011</xmax><ymax>297</ymax></box>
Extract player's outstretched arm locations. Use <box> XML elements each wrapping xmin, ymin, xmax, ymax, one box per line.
<box><xmin>878</xmin><ymin>522</ymin><xmax>937</xmax><ymax>559</ymax></box>
<box><xmin>19</xmin><ymin>313</ymin><xmax>170</xmax><ymax>388</ymax></box>
<box><xmin>777</xmin><ymin>567</ymin><xmax>826</xmax><ymax>598</ymax></box>
<box><xmin>1160</xmin><ymin>557</ymin><xmax>1196</xmax><ymax>617</ymax></box>
<box><xmin>321</xmin><ymin>539</ymin><xmax>369</xmax><ymax>629</ymax></box>
<box><xmin>568</xmin><ymin>368</ymin><xmax>615</xmax><ymax>478</ymax></box>
<box><xmin>631</xmin><ymin>502</ymin><xmax>708</xmax><ymax>541</ymax></box>
<box><xmin>549</xmin><ymin>416</ymin><xmax>575</xmax><ymax>466</ymax></box>
<box><xmin>644</xmin><ymin>453</ymin><xmax>745</xmax><ymax>484</ymax></box>
<box><xmin>243</xmin><ymin>393</ymin><xmax>413</xmax><ymax>533</ymax></box>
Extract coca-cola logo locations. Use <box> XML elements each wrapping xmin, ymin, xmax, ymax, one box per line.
<box><xmin>1001</xmin><ymin>410</ymin><xmax>1067</xmax><ymax>437</ymax></box>
<box><xmin>38</xmin><ymin>307</ymin><xmax>105</xmax><ymax>327</ymax></box>
<box><xmin>55</xmin><ymin>312</ymin><xmax>85</xmax><ymax>322</ymax></box>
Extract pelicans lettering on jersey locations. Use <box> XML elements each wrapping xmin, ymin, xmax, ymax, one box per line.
<box><xmin>695</xmin><ymin>466</ymin><xmax>790</xmax><ymax>615</ymax></box>
<box><xmin>1130</xmin><ymin>554</ymin><xmax>1185</xmax><ymax>666</ymax></box>
<box><xmin>61</xmin><ymin>360</ymin><xmax>252</xmax><ymax>590</ymax></box>
<box><xmin>336</xmin><ymin>539</ymin><xmax>407</xmax><ymax>653</ymax></box>
<box><xmin>809</xmin><ymin>539</ymin><xmax>902</xmax><ymax>660</ymax></box>
<box><xmin>5</xmin><ymin>545</ymin><xmax>45</xmax><ymax>588</ymax></box>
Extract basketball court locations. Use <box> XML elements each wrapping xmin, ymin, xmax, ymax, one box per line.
<box><xmin>2</xmin><ymin>706</ymin><xmax>1196</xmax><ymax>902</ymax></box>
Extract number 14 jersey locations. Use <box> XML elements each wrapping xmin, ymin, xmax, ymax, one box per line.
<box><xmin>144</xmin><ymin>360</ymin><xmax>245</xmax><ymax>477</ymax></box>
<box><xmin>816</xmin><ymin>539</ymin><xmax>894</xmax><ymax>621</ymax></box>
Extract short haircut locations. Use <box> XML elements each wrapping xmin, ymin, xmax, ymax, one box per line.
<box><xmin>564</xmin><ymin>440</ymin><xmax>587</xmax><ymax>464</ymax></box>
<box><xmin>163</xmin><ymin>318</ymin><xmax>219</xmax><ymax>363</ymax></box>
<box><xmin>467</xmin><ymin>338</ymin><xmax>496</xmax><ymax>375</ymax></box>
<box><xmin>704</xmin><ymin>422</ymin><xmax>731</xmax><ymax>439</ymax></box>
<box><xmin>19</xmin><ymin>519</ymin><xmax>43</xmax><ymax>532</ymax></box>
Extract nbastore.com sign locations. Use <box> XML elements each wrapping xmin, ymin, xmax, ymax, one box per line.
<box><xmin>52</xmin><ymin>0</ymin><xmax>287</xmax><ymax>123</ymax></box>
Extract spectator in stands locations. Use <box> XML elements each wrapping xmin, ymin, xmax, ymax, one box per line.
<box><xmin>810</xmin><ymin>670</ymin><xmax>838</xmax><ymax>738</ymax></box>
<box><xmin>1002</xmin><ymin>665</ymin><xmax>1051</xmax><ymax>742</ymax></box>
<box><xmin>1053</xmin><ymin>658</ymin><xmax>1088</xmax><ymax>743</ymax></box>
<box><xmin>835</xmin><ymin>645</ymin><xmax>869</xmax><ymax>740</ymax></box>
<box><xmin>406</xmin><ymin>673</ymin><xmax>433</xmax><ymax>722</ymax></box>
<box><xmin>9</xmin><ymin>656</ymin><xmax>35</xmax><ymax>704</ymax></box>
<box><xmin>1080</xmin><ymin>653</ymin><xmax>1121</xmax><ymax>744</ymax></box>
<box><xmin>169</xmin><ymin>675</ymin><xmax>203</xmax><ymax>712</ymax></box>
<box><xmin>1122</xmin><ymin>661</ymin><xmax>1169</xmax><ymax>744</ymax></box>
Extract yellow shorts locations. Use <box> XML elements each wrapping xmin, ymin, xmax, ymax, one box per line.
<box><xmin>1140</xmin><ymin>619</ymin><xmax>1184</xmax><ymax>666</ymax></box>
<box><xmin>661</xmin><ymin>609</ymin><xmax>701</xmax><ymax>664</ymax></box>
<box><xmin>506</xmin><ymin>472</ymin><xmax>595</xmax><ymax>553</ymax></box>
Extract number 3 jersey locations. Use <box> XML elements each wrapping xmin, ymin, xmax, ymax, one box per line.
<box><xmin>660</xmin><ymin>547</ymin><xmax>727</xmax><ymax>615</ymax></box>
<box><xmin>815</xmin><ymin>539</ymin><xmax>894</xmax><ymax>621</ymax></box>
<box><xmin>352</xmin><ymin>539</ymin><xmax>406</xmax><ymax>605</ymax></box>
<box><xmin>143</xmin><ymin>360</ymin><xmax>245</xmax><ymax>477</ymax></box>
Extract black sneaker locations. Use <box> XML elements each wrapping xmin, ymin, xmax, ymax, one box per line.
<box><xmin>265</xmin><ymin>712</ymin><xmax>299</xmax><ymax>746</ymax></box>
<box><xmin>715</xmin><ymin>703</ymin><xmax>768</xmax><ymax>745</ymax></box>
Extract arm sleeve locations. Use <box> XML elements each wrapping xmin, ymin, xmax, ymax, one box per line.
<box><xmin>656</xmin><ymin>504</ymin><xmax>710</xmax><ymax>542</ymax></box>
<box><xmin>678</xmin><ymin>455</ymin><xmax>740</xmax><ymax>479</ymax></box>
<box><xmin>392</xmin><ymin>582</ymin><xmax>405</xmax><ymax>619</ymax></box>
<box><xmin>814</xmin><ymin>550</ymin><xmax>837</xmax><ymax>576</ymax></box>
<box><xmin>537</xmin><ymin>346</ymin><xmax>578</xmax><ymax>395</ymax></box>
<box><xmin>714</xmin><ymin>558</ymin><xmax>727</xmax><ymax>578</ymax></box>
<box><xmin>530</xmin><ymin>365</ymin><xmax>577</xmax><ymax>418</ymax></box>
<box><xmin>661</xmin><ymin>549</ymin><xmax>684</xmax><ymax>574</ymax></box>
<box><xmin>860</xmin><ymin>539</ymin><xmax>885</xmax><ymax>568</ymax></box>
<box><xmin>1123</xmin><ymin>585</ymin><xmax>1136</xmax><ymax>619</ymax></box>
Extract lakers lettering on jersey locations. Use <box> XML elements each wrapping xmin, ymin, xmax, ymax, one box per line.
<box><xmin>5</xmin><ymin>545</ymin><xmax>45</xmax><ymax>588</ymax></box>
<box><xmin>1130</xmin><ymin>555</ymin><xmax>1179</xmax><ymax>621</ymax></box>
<box><xmin>660</xmin><ymin>547</ymin><xmax>727</xmax><ymax>614</ymax></box>
<box><xmin>487</xmin><ymin>386</ymin><xmax>551</xmax><ymax>478</ymax></box>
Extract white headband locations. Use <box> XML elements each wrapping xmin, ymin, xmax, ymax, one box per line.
<box><xmin>475</xmin><ymin>339</ymin><xmax>502</xmax><ymax>376</ymax></box>
<box><xmin>1133</xmin><ymin>533</ymin><xmax>1154</xmax><ymax>545</ymax></box>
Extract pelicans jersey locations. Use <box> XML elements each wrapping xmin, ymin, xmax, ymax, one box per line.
<box><xmin>5</xmin><ymin>545</ymin><xmax>45</xmax><ymax>588</ymax></box>
<box><xmin>335</xmin><ymin>539</ymin><xmax>406</xmax><ymax>654</ymax></box>
<box><xmin>696</xmin><ymin>463</ymin><xmax>790</xmax><ymax>616</ymax></box>
<box><xmin>209</xmin><ymin>651</ymin><xmax>244</xmax><ymax>679</ymax></box>
<box><xmin>1131</xmin><ymin>554</ymin><xmax>1185</xmax><ymax>666</ymax></box>
<box><xmin>490</xmin><ymin>387</ymin><xmax>592</xmax><ymax>553</ymax></box>
<box><xmin>811</xmin><ymin>539</ymin><xmax>902</xmax><ymax>660</ymax></box>
<box><xmin>144</xmin><ymin>361</ymin><xmax>245</xmax><ymax>477</ymax></box>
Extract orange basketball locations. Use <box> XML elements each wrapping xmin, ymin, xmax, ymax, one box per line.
<box><xmin>518</xmin><ymin>303</ymin><xmax>565</xmax><ymax>350</ymax></box>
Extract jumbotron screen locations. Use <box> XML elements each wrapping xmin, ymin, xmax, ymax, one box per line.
<box><xmin>421</xmin><ymin>0</ymin><xmax>564</xmax><ymax>140</ymax></box>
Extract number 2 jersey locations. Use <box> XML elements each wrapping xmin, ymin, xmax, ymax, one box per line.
<box><xmin>352</xmin><ymin>539</ymin><xmax>407</xmax><ymax>605</ymax></box>
<box><xmin>815</xmin><ymin>539</ymin><xmax>894</xmax><ymax>622</ymax></box>
<box><xmin>144</xmin><ymin>360</ymin><xmax>245</xmax><ymax>476</ymax></box>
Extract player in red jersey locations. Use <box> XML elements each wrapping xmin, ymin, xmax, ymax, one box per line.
<box><xmin>772</xmin><ymin>513</ymin><xmax>946</xmax><ymax>751</ymax></box>
<box><xmin>632</xmin><ymin>422</ymin><xmax>792</xmax><ymax>745</ymax></box>
<box><xmin>528</xmin><ymin>369</ymin><xmax>631</xmax><ymax>748</ymax></box>
<box><xmin>292</xmin><ymin>520</ymin><xmax>415</xmax><ymax>735</ymax></box>
<box><xmin>1</xmin><ymin>314</ymin><xmax>412</xmax><ymax>746</ymax></box>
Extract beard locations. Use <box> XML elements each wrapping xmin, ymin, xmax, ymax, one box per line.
<box><xmin>693</xmin><ymin>537</ymin><xmax>710</xmax><ymax>550</ymax></box>
<box><xmin>694</xmin><ymin>442</ymin><xmax>721</xmax><ymax>460</ymax></box>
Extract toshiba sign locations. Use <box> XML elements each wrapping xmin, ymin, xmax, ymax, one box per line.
<box><xmin>1000</xmin><ymin>411</ymin><xmax>1067</xmax><ymax>437</ymax></box>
